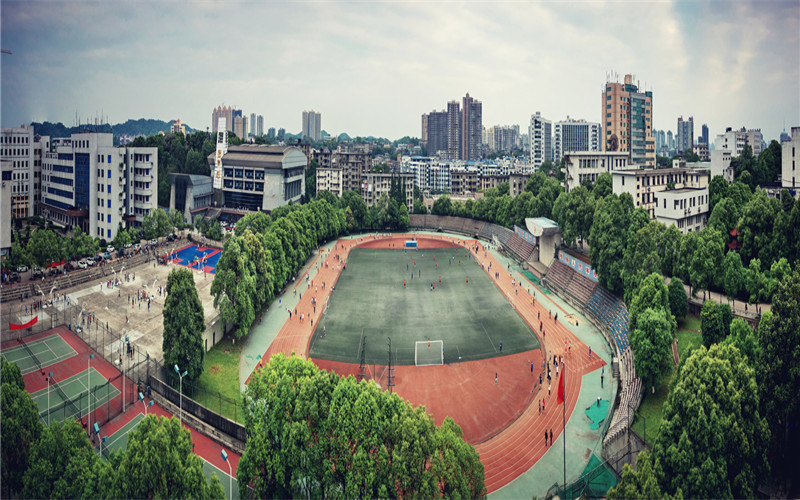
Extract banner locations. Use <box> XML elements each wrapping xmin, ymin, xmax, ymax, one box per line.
<box><xmin>10</xmin><ymin>316</ymin><xmax>38</xmax><ymax>330</ymax></box>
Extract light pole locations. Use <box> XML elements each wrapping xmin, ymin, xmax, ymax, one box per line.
<box><xmin>47</xmin><ymin>372</ymin><xmax>52</xmax><ymax>426</ymax></box>
<box><xmin>221</xmin><ymin>449</ymin><xmax>232</xmax><ymax>500</ymax></box>
<box><xmin>174</xmin><ymin>364</ymin><xmax>187</xmax><ymax>425</ymax></box>
<box><xmin>139</xmin><ymin>392</ymin><xmax>154</xmax><ymax>415</ymax></box>
<box><xmin>87</xmin><ymin>354</ymin><xmax>94</xmax><ymax>431</ymax></box>
<box><xmin>100</xmin><ymin>435</ymin><xmax>108</xmax><ymax>457</ymax></box>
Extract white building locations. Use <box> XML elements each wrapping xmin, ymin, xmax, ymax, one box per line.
<box><xmin>1</xmin><ymin>125</ymin><xmax>46</xmax><ymax>220</ymax></box>
<box><xmin>529</xmin><ymin>112</ymin><xmax>552</xmax><ymax>170</ymax></box>
<box><xmin>563</xmin><ymin>151</ymin><xmax>629</xmax><ymax>192</ymax></box>
<box><xmin>612</xmin><ymin>166</ymin><xmax>709</xmax><ymax>220</ymax></box>
<box><xmin>653</xmin><ymin>187</ymin><xmax>709</xmax><ymax>233</ymax></box>
<box><xmin>553</xmin><ymin>117</ymin><xmax>600</xmax><ymax>162</ymax></box>
<box><xmin>400</xmin><ymin>156</ymin><xmax>451</xmax><ymax>193</ymax></box>
<box><xmin>40</xmin><ymin>133</ymin><xmax>158</xmax><ymax>240</ymax></box>
<box><xmin>710</xmin><ymin>149</ymin><xmax>734</xmax><ymax>183</ymax></box>
<box><xmin>0</xmin><ymin>161</ymin><xmax>12</xmax><ymax>256</ymax></box>
<box><xmin>782</xmin><ymin>126</ymin><xmax>800</xmax><ymax>192</ymax></box>
<box><xmin>714</xmin><ymin>127</ymin><xmax>763</xmax><ymax>157</ymax></box>
<box><xmin>302</xmin><ymin>110</ymin><xmax>322</xmax><ymax>142</ymax></box>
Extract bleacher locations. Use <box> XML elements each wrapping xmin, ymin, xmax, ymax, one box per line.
<box><xmin>503</xmin><ymin>233</ymin><xmax>535</xmax><ymax>262</ymax></box>
<box><xmin>545</xmin><ymin>260</ymin><xmax>597</xmax><ymax>305</ymax></box>
<box><xmin>588</xmin><ymin>286</ymin><xmax>630</xmax><ymax>352</ymax></box>
<box><xmin>408</xmin><ymin>214</ymin><xmax>486</xmax><ymax>236</ymax></box>
<box><xmin>603</xmin><ymin>349</ymin><xmax>642</xmax><ymax>446</ymax></box>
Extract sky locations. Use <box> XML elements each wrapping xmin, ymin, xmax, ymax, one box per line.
<box><xmin>2</xmin><ymin>0</ymin><xmax>798</xmax><ymax>142</ymax></box>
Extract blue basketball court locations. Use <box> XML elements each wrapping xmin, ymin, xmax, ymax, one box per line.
<box><xmin>168</xmin><ymin>245</ymin><xmax>221</xmax><ymax>275</ymax></box>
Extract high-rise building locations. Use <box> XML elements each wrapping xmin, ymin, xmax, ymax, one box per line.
<box><xmin>667</xmin><ymin>130</ymin><xmax>674</xmax><ymax>153</ymax></box>
<box><xmin>234</xmin><ymin>115</ymin><xmax>248</xmax><ymax>141</ymax></box>
<box><xmin>446</xmin><ymin>100</ymin><xmax>461</xmax><ymax>160</ymax></box>
<box><xmin>212</xmin><ymin>106</ymin><xmax>232</xmax><ymax>133</ymax></box>
<box><xmin>1</xmin><ymin>125</ymin><xmax>46</xmax><ymax>220</ymax></box>
<box><xmin>486</xmin><ymin>125</ymin><xmax>520</xmax><ymax>154</ymax></box>
<box><xmin>701</xmin><ymin>124</ymin><xmax>709</xmax><ymax>144</ymax></box>
<box><xmin>267</xmin><ymin>127</ymin><xmax>276</xmax><ymax>139</ymax></box>
<box><xmin>601</xmin><ymin>74</ymin><xmax>655</xmax><ymax>167</ymax></box>
<box><xmin>250</xmin><ymin>113</ymin><xmax>256</xmax><ymax>137</ymax></box>
<box><xmin>256</xmin><ymin>115</ymin><xmax>264</xmax><ymax>137</ymax></box>
<box><xmin>553</xmin><ymin>117</ymin><xmax>600</xmax><ymax>161</ymax></box>
<box><xmin>423</xmin><ymin>110</ymin><xmax>448</xmax><ymax>157</ymax></box>
<box><xmin>677</xmin><ymin>116</ymin><xmax>694</xmax><ymax>154</ymax></box>
<box><xmin>302</xmin><ymin>110</ymin><xmax>322</xmax><ymax>142</ymax></box>
<box><xmin>40</xmin><ymin>132</ymin><xmax>157</xmax><ymax>240</ymax></box>
<box><xmin>460</xmin><ymin>93</ymin><xmax>482</xmax><ymax>161</ymax></box>
<box><xmin>278</xmin><ymin>128</ymin><xmax>285</xmax><ymax>141</ymax></box>
<box><xmin>529</xmin><ymin>112</ymin><xmax>552</xmax><ymax>169</ymax></box>
<box><xmin>781</xmin><ymin>126</ymin><xmax>799</xmax><ymax>190</ymax></box>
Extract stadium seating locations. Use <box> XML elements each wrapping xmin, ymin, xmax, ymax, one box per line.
<box><xmin>504</xmin><ymin>233</ymin><xmax>535</xmax><ymax>261</ymax></box>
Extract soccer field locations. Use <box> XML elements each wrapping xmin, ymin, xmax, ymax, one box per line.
<box><xmin>309</xmin><ymin>247</ymin><xmax>540</xmax><ymax>365</ymax></box>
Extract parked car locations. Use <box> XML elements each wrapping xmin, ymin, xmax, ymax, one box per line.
<box><xmin>30</xmin><ymin>269</ymin><xmax>43</xmax><ymax>280</ymax></box>
<box><xmin>46</xmin><ymin>268</ymin><xmax>58</xmax><ymax>277</ymax></box>
<box><xmin>124</xmin><ymin>243</ymin><xmax>133</xmax><ymax>249</ymax></box>
<box><xmin>78</xmin><ymin>261</ymin><xmax>88</xmax><ymax>269</ymax></box>
<box><xmin>8</xmin><ymin>272</ymin><xmax>20</xmax><ymax>283</ymax></box>
<box><xmin>86</xmin><ymin>258</ymin><xmax>96</xmax><ymax>266</ymax></box>
<box><xmin>103</xmin><ymin>252</ymin><xmax>112</xmax><ymax>260</ymax></box>
<box><xmin>149</xmin><ymin>239</ymin><xmax>158</xmax><ymax>246</ymax></box>
<box><xmin>167</xmin><ymin>234</ymin><xmax>176</xmax><ymax>242</ymax></box>
<box><xmin>107</xmin><ymin>245</ymin><xmax>115</xmax><ymax>254</ymax></box>
<box><xmin>16</xmin><ymin>265</ymin><xmax>29</xmax><ymax>273</ymax></box>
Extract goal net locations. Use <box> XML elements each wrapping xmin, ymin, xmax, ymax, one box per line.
<box><xmin>415</xmin><ymin>340</ymin><xmax>444</xmax><ymax>366</ymax></box>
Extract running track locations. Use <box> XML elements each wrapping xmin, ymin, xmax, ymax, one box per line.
<box><xmin>250</xmin><ymin>234</ymin><xmax>605</xmax><ymax>493</ymax></box>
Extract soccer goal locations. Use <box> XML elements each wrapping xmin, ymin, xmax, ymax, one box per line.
<box><xmin>415</xmin><ymin>340</ymin><xmax>444</xmax><ymax>366</ymax></box>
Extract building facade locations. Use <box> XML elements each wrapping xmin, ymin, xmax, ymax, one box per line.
<box><xmin>256</xmin><ymin>115</ymin><xmax>264</xmax><ymax>138</ymax></box>
<box><xmin>563</xmin><ymin>151</ymin><xmax>629</xmax><ymax>192</ymax></box>
<box><xmin>233</xmin><ymin>115</ymin><xmax>248</xmax><ymax>141</ymax></box>
<box><xmin>653</xmin><ymin>187</ymin><xmax>709</xmax><ymax>233</ymax></box>
<box><xmin>0</xmin><ymin>125</ymin><xmax>46</xmax><ymax>220</ymax></box>
<box><xmin>212</xmin><ymin>105</ymin><xmax>244</xmax><ymax>134</ymax></box>
<box><xmin>0</xmin><ymin>161</ymin><xmax>12</xmax><ymax>256</ymax></box>
<box><xmin>553</xmin><ymin>117</ymin><xmax>600</xmax><ymax>162</ymax></box>
<box><xmin>422</xmin><ymin>110</ymin><xmax>448</xmax><ymax>157</ymax></box>
<box><xmin>171</xmin><ymin>119</ymin><xmax>186</xmax><ymax>135</ymax></box>
<box><xmin>714</xmin><ymin>127</ymin><xmax>763</xmax><ymax>156</ymax></box>
<box><xmin>208</xmin><ymin>145</ymin><xmax>305</xmax><ymax>212</ymax></box>
<box><xmin>460</xmin><ymin>93</ymin><xmax>482</xmax><ymax>161</ymax></box>
<box><xmin>612</xmin><ymin>166</ymin><xmax>709</xmax><ymax>220</ymax></box>
<box><xmin>302</xmin><ymin>110</ymin><xmax>322</xmax><ymax>142</ymax></box>
<box><xmin>677</xmin><ymin>116</ymin><xmax>694</xmax><ymax>154</ymax></box>
<box><xmin>782</xmin><ymin>126</ymin><xmax>800</xmax><ymax>191</ymax></box>
<box><xmin>700</xmin><ymin>124</ymin><xmax>709</xmax><ymax>145</ymax></box>
<box><xmin>168</xmin><ymin>173</ymin><xmax>214</xmax><ymax>224</ymax></box>
<box><xmin>40</xmin><ymin>133</ymin><xmax>158</xmax><ymax>240</ymax></box>
<box><xmin>529</xmin><ymin>112</ymin><xmax>552</xmax><ymax>170</ymax></box>
<box><xmin>602</xmin><ymin>74</ymin><xmax>655</xmax><ymax>167</ymax></box>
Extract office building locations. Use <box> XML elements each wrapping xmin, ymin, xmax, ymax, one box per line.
<box><xmin>461</xmin><ymin>93</ymin><xmax>482</xmax><ymax>161</ymax></box>
<box><xmin>666</xmin><ymin>130</ymin><xmax>674</xmax><ymax>154</ymax></box>
<box><xmin>168</xmin><ymin>173</ymin><xmax>214</xmax><ymax>224</ymax></box>
<box><xmin>714</xmin><ymin>127</ymin><xmax>763</xmax><ymax>157</ymax></box>
<box><xmin>212</xmin><ymin>105</ymin><xmax>244</xmax><ymax>134</ymax></box>
<box><xmin>1</xmin><ymin>125</ymin><xmax>44</xmax><ymax>220</ymax></box>
<box><xmin>700</xmin><ymin>124</ymin><xmax>709</xmax><ymax>145</ymax></box>
<box><xmin>612</xmin><ymin>166</ymin><xmax>708</xmax><ymax>221</ymax></box>
<box><xmin>302</xmin><ymin>110</ymin><xmax>322</xmax><ymax>142</ymax></box>
<box><xmin>1</xmin><ymin>161</ymin><xmax>12</xmax><ymax>255</ymax></box>
<box><xmin>256</xmin><ymin>115</ymin><xmax>264</xmax><ymax>138</ymax></box>
<box><xmin>602</xmin><ymin>74</ymin><xmax>655</xmax><ymax>167</ymax></box>
<box><xmin>529</xmin><ymin>112</ymin><xmax>552</xmax><ymax>169</ymax></box>
<box><xmin>677</xmin><ymin>116</ymin><xmax>694</xmax><ymax>154</ymax></box>
<box><xmin>782</xmin><ymin>126</ymin><xmax>800</xmax><ymax>191</ymax></box>
<box><xmin>277</xmin><ymin>128</ymin><xmax>285</xmax><ymax>141</ymax></box>
<box><xmin>422</xmin><ymin>110</ymin><xmax>448</xmax><ymax>157</ymax></box>
<box><xmin>250</xmin><ymin>113</ymin><xmax>256</xmax><ymax>137</ymax></box>
<box><xmin>653</xmin><ymin>187</ymin><xmax>710</xmax><ymax>234</ymax></box>
<box><xmin>695</xmin><ymin>141</ymin><xmax>710</xmax><ymax>162</ymax></box>
<box><xmin>233</xmin><ymin>115</ymin><xmax>248</xmax><ymax>141</ymax></box>
<box><xmin>553</xmin><ymin>117</ymin><xmax>600</xmax><ymax>161</ymax></box>
<box><xmin>207</xmin><ymin>144</ymin><xmax>305</xmax><ymax>212</ymax></box>
<box><xmin>39</xmin><ymin>132</ymin><xmax>157</xmax><ymax>240</ymax></box>
<box><xmin>563</xmin><ymin>151</ymin><xmax>630</xmax><ymax>192</ymax></box>
<box><xmin>171</xmin><ymin>119</ymin><xmax>186</xmax><ymax>135</ymax></box>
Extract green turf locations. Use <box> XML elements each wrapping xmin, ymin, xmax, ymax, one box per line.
<box><xmin>678</xmin><ymin>314</ymin><xmax>701</xmax><ymax>332</ymax></box>
<box><xmin>676</xmin><ymin>329</ymin><xmax>703</xmax><ymax>361</ymax></box>
<box><xmin>631</xmin><ymin>369</ymin><xmax>673</xmax><ymax>446</ymax></box>
<box><xmin>1</xmin><ymin>335</ymin><xmax>77</xmax><ymax>375</ymax></box>
<box><xmin>31</xmin><ymin>367</ymin><xmax>119</xmax><ymax>424</ymax></box>
<box><xmin>310</xmin><ymin>248</ymin><xmax>539</xmax><ymax>365</ymax></box>
<box><xmin>193</xmin><ymin>337</ymin><xmax>244</xmax><ymax>423</ymax></box>
<box><xmin>584</xmin><ymin>399</ymin><xmax>610</xmax><ymax>430</ymax></box>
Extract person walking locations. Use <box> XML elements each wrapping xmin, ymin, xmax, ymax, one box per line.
<box><xmin>548</xmin><ymin>382</ymin><xmax>551</xmax><ymax>396</ymax></box>
<box><xmin>545</xmin><ymin>430</ymin><xmax>548</xmax><ymax>447</ymax></box>
<box><xmin>550</xmin><ymin>429</ymin><xmax>553</xmax><ymax>444</ymax></box>
<box><xmin>495</xmin><ymin>372</ymin><xmax>498</xmax><ymax>384</ymax></box>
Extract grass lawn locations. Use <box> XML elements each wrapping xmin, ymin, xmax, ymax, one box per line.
<box><xmin>631</xmin><ymin>370</ymin><xmax>673</xmax><ymax>446</ymax></box>
<box><xmin>676</xmin><ymin>329</ymin><xmax>703</xmax><ymax>361</ymax></box>
<box><xmin>193</xmin><ymin>336</ymin><xmax>244</xmax><ymax>423</ymax></box>
<box><xmin>678</xmin><ymin>314</ymin><xmax>701</xmax><ymax>332</ymax></box>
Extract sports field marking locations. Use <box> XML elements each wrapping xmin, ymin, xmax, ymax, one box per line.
<box><xmin>481</xmin><ymin>324</ymin><xmax>498</xmax><ymax>352</ymax></box>
<box><xmin>31</xmin><ymin>367</ymin><xmax>119</xmax><ymax>422</ymax></box>
<box><xmin>1</xmin><ymin>335</ymin><xmax>78</xmax><ymax>374</ymax></box>
<box><xmin>105</xmin><ymin>412</ymin><xmax>145</xmax><ymax>454</ymax></box>
<box><xmin>203</xmin><ymin>458</ymin><xmax>240</xmax><ymax>500</ymax></box>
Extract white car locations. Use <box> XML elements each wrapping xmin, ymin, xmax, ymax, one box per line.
<box><xmin>124</xmin><ymin>243</ymin><xmax>133</xmax><ymax>249</ymax></box>
<box><xmin>77</xmin><ymin>261</ymin><xmax>88</xmax><ymax>269</ymax></box>
<box><xmin>107</xmin><ymin>245</ymin><xmax>115</xmax><ymax>254</ymax></box>
<box><xmin>16</xmin><ymin>265</ymin><xmax>29</xmax><ymax>273</ymax></box>
<box><xmin>150</xmin><ymin>239</ymin><xmax>158</xmax><ymax>245</ymax></box>
<box><xmin>85</xmin><ymin>258</ymin><xmax>95</xmax><ymax>266</ymax></box>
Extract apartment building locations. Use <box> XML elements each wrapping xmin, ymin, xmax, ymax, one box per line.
<box><xmin>360</xmin><ymin>172</ymin><xmax>414</xmax><ymax>211</ymax></box>
<box><xmin>563</xmin><ymin>151</ymin><xmax>630</xmax><ymax>192</ymax></box>
<box><xmin>677</xmin><ymin>116</ymin><xmax>693</xmax><ymax>154</ymax></box>
<box><xmin>612</xmin><ymin>166</ymin><xmax>709</xmax><ymax>220</ymax></box>
<box><xmin>714</xmin><ymin>127</ymin><xmax>763</xmax><ymax>156</ymax></box>
<box><xmin>302</xmin><ymin>110</ymin><xmax>322</xmax><ymax>142</ymax></box>
<box><xmin>602</xmin><ymin>74</ymin><xmax>655</xmax><ymax>167</ymax></box>
<box><xmin>1</xmin><ymin>161</ymin><xmax>12</xmax><ymax>255</ymax></box>
<box><xmin>529</xmin><ymin>112</ymin><xmax>552</xmax><ymax>170</ymax></box>
<box><xmin>553</xmin><ymin>117</ymin><xmax>600</xmax><ymax>162</ymax></box>
<box><xmin>653</xmin><ymin>187</ymin><xmax>709</xmax><ymax>233</ymax></box>
<box><xmin>450</xmin><ymin>170</ymin><xmax>479</xmax><ymax>195</ymax></box>
<box><xmin>480</xmin><ymin>173</ymin><xmax>529</xmax><ymax>197</ymax></box>
<box><xmin>40</xmin><ymin>132</ymin><xmax>158</xmax><ymax>240</ymax></box>
<box><xmin>782</xmin><ymin>126</ymin><xmax>800</xmax><ymax>191</ymax></box>
<box><xmin>1</xmin><ymin>125</ymin><xmax>46</xmax><ymax>219</ymax></box>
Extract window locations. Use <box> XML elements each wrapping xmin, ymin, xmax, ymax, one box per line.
<box><xmin>107</xmin><ymin>214</ymin><xmax>111</xmax><ymax>223</ymax></box>
<box><xmin>108</xmin><ymin>155</ymin><xmax>111</xmax><ymax>163</ymax></box>
<box><xmin>107</xmin><ymin>200</ymin><xmax>111</xmax><ymax>208</ymax></box>
<box><xmin>107</xmin><ymin>185</ymin><xmax>111</xmax><ymax>193</ymax></box>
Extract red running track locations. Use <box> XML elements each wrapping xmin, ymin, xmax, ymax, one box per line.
<box><xmin>253</xmin><ymin>234</ymin><xmax>606</xmax><ymax>493</ymax></box>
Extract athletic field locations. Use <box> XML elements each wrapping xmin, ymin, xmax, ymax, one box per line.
<box><xmin>309</xmin><ymin>247</ymin><xmax>539</xmax><ymax>365</ymax></box>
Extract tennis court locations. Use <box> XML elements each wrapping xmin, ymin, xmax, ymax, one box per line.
<box><xmin>103</xmin><ymin>413</ymin><xmax>239</xmax><ymax>499</ymax></box>
<box><xmin>168</xmin><ymin>244</ymin><xmax>221</xmax><ymax>274</ymax></box>
<box><xmin>310</xmin><ymin>247</ymin><xmax>540</xmax><ymax>365</ymax></box>
<box><xmin>1</xmin><ymin>335</ymin><xmax>77</xmax><ymax>375</ymax></box>
<box><xmin>30</xmin><ymin>367</ymin><xmax>119</xmax><ymax>424</ymax></box>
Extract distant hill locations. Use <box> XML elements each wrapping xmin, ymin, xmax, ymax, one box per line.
<box><xmin>32</xmin><ymin>119</ymin><xmax>197</xmax><ymax>139</ymax></box>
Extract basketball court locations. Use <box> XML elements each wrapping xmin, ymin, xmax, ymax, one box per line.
<box><xmin>167</xmin><ymin>244</ymin><xmax>221</xmax><ymax>274</ymax></box>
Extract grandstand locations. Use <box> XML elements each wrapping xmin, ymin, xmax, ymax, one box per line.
<box><xmin>588</xmin><ymin>287</ymin><xmax>630</xmax><ymax>352</ymax></box>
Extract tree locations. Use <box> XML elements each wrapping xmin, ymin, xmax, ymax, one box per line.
<box><xmin>746</xmin><ymin>258</ymin><xmax>768</xmax><ymax>304</ymax></box>
<box><xmin>163</xmin><ymin>268</ymin><xmax>206</xmax><ymax>381</ymax></box>
<box><xmin>306</xmin><ymin>158</ymin><xmax>317</xmax><ymax>198</ymax></box>
<box><xmin>667</xmin><ymin>277</ymin><xmax>688</xmax><ymax>320</ymax></box>
<box><xmin>690</xmin><ymin>227</ymin><xmax>725</xmax><ymax>295</ymax></box>
<box><xmin>700</xmin><ymin>301</ymin><xmax>727</xmax><ymax>346</ymax></box>
<box><xmin>431</xmin><ymin>195</ymin><xmax>452</xmax><ymax>216</ymax></box>
<box><xmin>653</xmin><ymin>344</ymin><xmax>769</xmax><ymax>498</ymax></box>
<box><xmin>589</xmin><ymin>194</ymin><xmax>630</xmax><ymax>295</ymax></box>
<box><xmin>114</xmin><ymin>414</ymin><xmax>224</xmax><ymax>499</ymax></box>
<box><xmin>706</xmin><ymin>197</ymin><xmax>740</xmax><ymax>238</ymax></box>
<box><xmin>21</xmin><ymin>419</ymin><xmax>101</xmax><ymax>500</ymax></box>
<box><xmin>1</xmin><ymin>379</ymin><xmax>42</xmax><ymax>497</ymax></box>
<box><xmin>722</xmin><ymin>250</ymin><xmax>744</xmax><ymax>303</ymax></box>
<box><xmin>757</xmin><ymin>268</ymin><xmax>800</xmax><ymax>477</ymax></box>
<box><xmin>607</xmin><ymin>451</ymin><xmax>668</xmax><ymax>499</ymax></box>
<box><xmin>552</xmin><ymin>186</ymin><xmax>595</xmax><ymax>248</ymax></box>
<box><xmin>630</xmin><ymin>307</ymin><xmax>674</xmax><ymax>391</ymax></box>
<box><xmin>594</xmin><ymin>172</ymin><xmax>612</xmax><ymax>199</ymax></box>
<box><xmin>725</xmin><ymin>318</ymin><xmax>759</xmax><ymax>364</ymax></box>
<box><xmin>69</xmin><ymin>226</ymin><xmax>98</xmax><ymax>261</ymax></box>
<box><xmin>659</xmin><ymin>224</ymin><xmax>682</xmax><ymax>278</ymax></box>
<box><xmin>185</xmin><ymin>149</ymin><xmax>208</xmax><ymax>176</ymax></box>
<box><xmin>413</xmin><ymin>199</ymin><xmax>427</xmax><ymax>214</ymax></box>
<box><xmin>738</xmin><ymin>188</ymin><xmax>777</xmax><ymax>266</ymax></box>
<box><xmin>26</xmin><ymin>229</ymin><xmax>63</xmax><ymax>268</ymax></box>
<box><xmin>397</xmin><ymin>202</ymin><xmax>410</xmax><ymax>231</ymax></box>
<box><xmin>708</xmin><ymin>175</ymin><xmax>729</xmax><ymax>215</ymax></box>
<box><xmin>142</xmin><ymin>208</ymin><xmax>171</xmax><ymax>240</ymax></box>
<box><xmin>169</xmin><ymin>208</ymin><xmax>186</xmax><ymax>232</ymax></box>
<box><xmin>622</xmin><ymin>221</ymin><xmax>663</xmax><ymax>305</ymax></box>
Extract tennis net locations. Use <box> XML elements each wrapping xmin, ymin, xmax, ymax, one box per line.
<box><xmin>51</xmin><ymin>375</ymin><xmax>83</xmax><ymax>421</ymax></box>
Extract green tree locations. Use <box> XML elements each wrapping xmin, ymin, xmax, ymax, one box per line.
<box><xmin>235</xmin><ymin>211</ymin><xmax>271</xmax><ymax>236</ymax></box>
<box><xmin>552</xmin><ymin>186</ymin><xmax>595</xmax><ymax>248</ymax></box>
<box><xmin>589</xmin><ymin>194</ymin><xmax>630</xmax><ymax>295</ymax></box>
<box><xmin>26</xmin><ymin>229</ymin><xmax>63</xmax><ymax>268</ymax></box>
<box><xmin>690</xmin><ymin>228</ymin><xmax>725</xmax><ymax>295</ymax></box>
<box><xmin>594</xmin><ymin>172</ymin><xmax>613</xmax><ymax>199</ymax></box>
<box><xmin>1</xmin><ymin>380</ymin><xmax>42</xmax><ymax>497</ymax></box>
<box><xmin>305</xmin><ymin>158</ymin><xmax>317</xmax><ymax>198</ymax></box>
<box><xmin>659</xmin><ymin>224</ymin><xmax>682</xmax><ymax>278</ymax></box>
<box><xmin>607</xmin><ymin>451</ymin><xmax>668</xmax><ymax>499</ymax></box>
<box><xmin>413</xmin><ymin>199</ymin><xmax>427</xmax><ymax>214</ymax></box>
<box><xmin>700</xmin><ymin>301</ymin><xmax>727</xmax><ymax>346</ymax></box>
<box><xmin>185</xmin><ymin>149</ymin><xmax>208</xmax><ymax>176</ymax></box>
<box><xmin>706</xmin><ymin>197</ymin><xmax>740</xmax><ymax>238</ymax></box>
<box><xmin>722</xmin><ymin>250</ymin><xmax>745</xmax><ymax>303</ymax></box>
<box><xmin>738</xmin><ymin>188</ymin><xmax>777</xmax><ymax>266</ymax></box>
<box><xmin>114</xmin><ymin>414</ymin><xmax>224</xmax><ymax>499</ymax></box>
<box><xmin>141</xmin><ymin>207</ymin><xmax>171</xmax><ymax>240</ymax></box>
<box><xmin>667</xmin><ymin>277</ymin><xmax>688</xmax><ymax>320</ymax></box>
<box><xmin>431</xmin><ymin>195</ymin><xmax>452</xmax><ymax>216</ymax></box>
<box><xmin>21</xmin><ymin>419</ymin><xmax>99</xmax><ymax>499</ymax></box>
<box><xmin>757</xmin><ymin>268</ymin><xmax>800</xmax><ymax>477</ymax></box>
<box><xmin>169</xmin><ymin>208</ymin><xmax>186</xmax><ymax>232</ymax></box>
<box><xmin>69</xmin><ymin>226</ymin><xmax>98</xmax><ymax>261</ymax></box>
<box><xmin>746</xmin><ymin>258</ymin><xmax>768</xmax><ymax>304</ymax></box>
<box><xmin>724</xmin><ymin>318</ymin><xmax>759</xmax><ymax>364</ymax></box>
<box><xmin>654</xmin><ymin>343</ymin><xmax>769</xmax><ymax>498</ymax></box>
<box><xmin>629</xmin><ymin>273</ymin><xmax>676</xmax><ymax>337</ymax></box>
<box><xmin>397</xmin><ymin>202</ymin><xmax>410</xmax><ymax>231</ymax></box>
<box><xmin>630</xmin><ymin>307</ymin><xmax>674</xmax><ymax>392</ymax></box>
<box><xmin>622</xmin><ymin>221</ymin><xmax>663</xmax><ymax>305</ymax></box>
<box><xmin>163</xmin><ymin>268</ymin><xmax>206</xmax><ymax>380</ymax></box>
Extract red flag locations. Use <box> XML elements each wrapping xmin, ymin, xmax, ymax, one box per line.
<box><xmin>556</xmin><ymin>366</ymin><xmax>565</xmax><ymax>405</ymax></box>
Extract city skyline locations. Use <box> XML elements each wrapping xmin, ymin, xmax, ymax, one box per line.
<box><xmin>1</xmin><ymin>1</ymin><xmax>798</xmax><ymax>142</ymax></box>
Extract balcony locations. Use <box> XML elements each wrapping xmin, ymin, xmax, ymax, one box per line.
<box><xmin>134</xmin><ymin>199</ymin><xmax>153</xmax><ymax>210</ymax></box>
<box><xmin>118</xmin><ymin>191</ymin><xmax>125</xmax><ymax>199</ymax></box>
<box><xmin>134</xmin><ymin>173</ymin><xmax>152</xmax><ymax>182</ymax></box>
<box><xmin>119</xmin><ymin>177</ymin><xmax>125</xmax><ymax>185</ymax></box>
